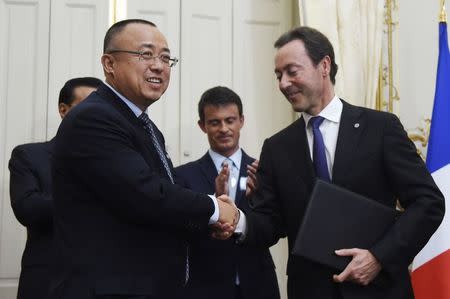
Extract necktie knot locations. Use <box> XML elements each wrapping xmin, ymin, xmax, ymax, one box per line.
<box><xmin>222</xmin><ymin>158</ymin><xmax>234</xmax><ymax>168</ymax></box>
<box><xmin>309</xmin><ymin>116</ymin><xmax>325</xmax><ymax>129</ymax></box>
<box><xmin>138</xmin><ymin>112</ymin><xmax>152</xmax><ymax>127</ymax></box>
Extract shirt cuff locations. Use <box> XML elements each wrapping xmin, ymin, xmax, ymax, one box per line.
<box><xmin>234</xmin><ymin>209</ymin><xmax>247</xmax><ymax>241</ymax></box>
<box><xmin>208</xmin><ymin>195</ymin><xmax>219</xmax><ymax>224</ymax></box>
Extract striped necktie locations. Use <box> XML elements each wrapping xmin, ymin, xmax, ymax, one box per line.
<box><xmin>138</xmin><ymin>113</ymin><xmax>174</xmax><ymax>183</ymax></box>
<box><xmin>139</xmin><ymin>113</ymin><xmax>191</xmax><ymax>282</ymax></box>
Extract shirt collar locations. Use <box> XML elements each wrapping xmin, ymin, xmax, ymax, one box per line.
<box><xmin>208</xmin><ymin>148</ymin><xmax>242</xmax><ymax>173</ymax></box>
<box><xmin>302</xmin><ymin>95</ymin><xmax>342</xmax><ymax>127</ymax></box>
<box><xmin>104</xmin><ymin>82</ymin><xmax>147</xmax><ymax>118</ymax></box>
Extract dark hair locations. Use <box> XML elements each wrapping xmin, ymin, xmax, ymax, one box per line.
<box><xmin>198</xmin><ymin>86</ymin><xmax>243</xmax><ymax>122</ymax></box>
<box><xmin>58</xmin><ymin>77</ymin><xmax>102</xmax><ymax>105</ymax></box>
<box><xmin>103</xmin><ymin>19</ymin><xmax>156</xmax><ymax>53</ymax></box>
<box><xmin>274</xmin><ymin>26</ymin><xmax>338</xmax><ymax>84</ymax></box>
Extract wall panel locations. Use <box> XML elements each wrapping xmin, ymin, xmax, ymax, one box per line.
<box><xmin>47</xmin><ymin>0</ymin><xmax>109</xmax><ymax>137</ymax></box>
<box><xmin>179</xmin><ymin>0</ymin><xmax>232</xmax><ymax>164</ymax></box>
<box><xmin>127</xmin><ymin>0</ymin><xmax>181</xmax><ymax>164</ymax></box>
<box><xmin>0</xmin><ymin>0</ymin><xmax>50</xmax><ymax>297</ymax></box>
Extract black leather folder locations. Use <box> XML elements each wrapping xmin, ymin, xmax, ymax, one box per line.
<box><xmin>292</xmin><ymin>180</ymin><xmax>398</xmax><ymax>271</ymax></box>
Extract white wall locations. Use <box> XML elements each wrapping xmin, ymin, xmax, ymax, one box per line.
<box><xmin>0</xmin><ymin>1</ymin><xmax>51</xmax><ymax>296</ymax></box>
<box><xmin>398</xmin><ymin>0</ymin><xmax>442</xmax><ymax>154</ymax></box>
<box><xmin>0</xmin><ymin>1</ymin><xmax>109</xmax><ymax>297</ymax></box>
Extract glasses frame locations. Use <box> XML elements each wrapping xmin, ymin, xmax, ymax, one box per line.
<box><xmin>107</xmin><ymin>49</ymin><xmax>179</xmax><ymax>67</ymax></box>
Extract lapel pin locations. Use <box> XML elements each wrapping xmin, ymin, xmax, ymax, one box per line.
<box><xmin>354</xmin><ymin>123</ymin><xmax>360</xmax><ymax>128</ymax></box>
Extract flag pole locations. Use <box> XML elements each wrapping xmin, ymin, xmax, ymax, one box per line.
<box><xmin>440</xmin><ymin>0</ymin><xmax>447</xmax><ymax>23</ymax></box>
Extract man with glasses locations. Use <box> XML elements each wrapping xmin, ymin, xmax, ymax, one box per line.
<box><xmin>49</xmin><ymin>19</ymin><xmax>238</xmax><ymax>299</ymax></box>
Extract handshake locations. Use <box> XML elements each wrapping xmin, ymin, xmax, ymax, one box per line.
<box><xmin>210</xmin><ymin>160</ymin><xmax>258</xmax><ymax>240</ymax></box>
<box><xmin>211</xmin><ymin>194</ymin><xmax>240</xmax><ymax>240</ymax></box>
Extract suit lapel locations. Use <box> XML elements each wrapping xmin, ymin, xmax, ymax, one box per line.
<box><xmin>235</xmin><ymin>150</ymin><xmax>254</xmax><ymax>205</ymax></box>
<box><xmin>199</xmin><ymin>153</ymin><xmax>219</xmax><ymax>188</ymax></box>
<box><xmin>285</xmin><ymin>117</ymin><xmax>315</xmax><ymax>189</ymax></box>
<box><xmin>332</xmin><ymin>100</ymin><xmax>364</xmax><ymax>184</ymax></box>
<box><xmin>96</xmin><ymin>83</ymin><xmax>165</xmax><ymax>178</ymax></box>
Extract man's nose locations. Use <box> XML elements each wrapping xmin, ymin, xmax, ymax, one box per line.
<box><xmin>149</xmin><ymin>58</ymin><xmax>164</xmax><ymax>72</ymax></box>
<box><xmin>279</xmin><ymin>75</ymin><xmax>291</xmax><ymax>90</ymax></box>
<box><xmin>219</xmin><ymin>122</ymin><xmax>229</xmax><ymax>132</ymax></box>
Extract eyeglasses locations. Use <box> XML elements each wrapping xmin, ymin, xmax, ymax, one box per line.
<box><xmin>107</xmin><ymin>49</ymin><xmax>179</xmax><ymax>67</ymax></box>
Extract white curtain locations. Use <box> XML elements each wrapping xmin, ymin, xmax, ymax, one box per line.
<box><xmin>298</xmin><ymin>0</ymin><xmax>384</xmax><ymax>108</ymax></box>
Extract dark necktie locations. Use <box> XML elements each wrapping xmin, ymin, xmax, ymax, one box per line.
<box><xmin>309</xmin><ymin>116</ymin><xmax>331</xmax><ymax>182</ymax></box>
<box><xmin>138</xmin><ymin>113</ymin><xmax>174</xmax><ymax>183</ymax></box>
<box><xmin>139</xmin><ymin>113</ymin><xmax>189</xmax><ymax>282</ymax></box>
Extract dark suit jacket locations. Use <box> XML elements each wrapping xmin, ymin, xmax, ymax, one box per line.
<box><xmin>9</xmin><ymin>140</ymin><xmax>55</xmax><ymax>299</ymax></box>
<box><xmin>175</xmin><ymin>151</ymin><xmax>280</xmax><ymax>299</ymax></box>
<box><xmin>49</xmin><ymin>83</ymin><xmax>215</xmax><ymax>299</ymax></box>
<box><xmin>245</xmin><ymin>100</ymin><xmax>445</xmax><ymax>299</ymax></box>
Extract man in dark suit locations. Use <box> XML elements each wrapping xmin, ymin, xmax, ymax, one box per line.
<box><xmin>175</xmin><ymin>86</ymin><xmax>280</xmax><ymax>299</ymax></box>
<box><xmin>9</xmin><ymin>77</ymin><xmax>102</xmax><ymax>299</ymax></box>
<box><xmin>224</xmin><ymin>26</ymin><xmax>445</xmax><ymax>299</ymax></box>
<box><xmin>49</xmin><ymin>19</ymin><xmax>238</xmax><ymax>299</ymax></box>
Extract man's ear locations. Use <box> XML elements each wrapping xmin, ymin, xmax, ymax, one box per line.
<box><xmin>198</xmin><ymin>120</ymin><xmax>207</xmax><ymax>133</ymax></box>
<box><xmin>101</xmin><ymin>54</ymin><xmax>115</xmax><ymax>76</ymax></box>
<box><xmin>321</xmin><ymin>55</ymin><xmax>331</xmax><ymax>77</ymax></box>
<box><xmin>59</xmin><ymin>103</ymin><xmax>70</xmax><ymax>119</ymax></box>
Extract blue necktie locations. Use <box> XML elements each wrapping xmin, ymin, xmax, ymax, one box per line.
<box><xmin>309</xmin><ymin>116</ymin><xmax>331</xmax><ymax>182</ymax></box>
<box><xmin>138</xmin><ymin>113</ymin><xmax>174</xmax><ymax>183</ymax></box>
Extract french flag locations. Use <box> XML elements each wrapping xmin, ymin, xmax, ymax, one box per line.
<box><xmin>411</xmin><ymin>21</ymin><xmax>450</xmax><ymax>299</ymax></box>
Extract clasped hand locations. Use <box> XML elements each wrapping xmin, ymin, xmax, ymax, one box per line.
<box><xmin>211</xmin><ymin>195</ymin><xmax>239</xmax><ymax>240</ymax></box>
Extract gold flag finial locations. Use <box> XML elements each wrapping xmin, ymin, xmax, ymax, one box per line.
<box><xmin>440</xmin><ymin>0</ymin><xmax>447</xmax><ymax>22</ymax></box>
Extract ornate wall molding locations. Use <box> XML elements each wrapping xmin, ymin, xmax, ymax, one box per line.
<box><xmin>376</xmin><ymin>0</ymin><xmax>399</xmax><ymax>113</ymax></box>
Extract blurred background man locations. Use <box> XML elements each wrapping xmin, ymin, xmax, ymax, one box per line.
<box><xmin>176</xmin><ymin>86</ymin><xmax>280</xmax><ymax>299</ymax></box>
<box><xmin>8</xmin><ymin>77</ymin><xmax>102</xmax><ymax>299</ymax></box>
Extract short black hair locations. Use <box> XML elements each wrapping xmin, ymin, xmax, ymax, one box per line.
<box><xmin>58</xmin><ymin>77</ymin><xmax>102</xmax><ymax>105</ymax></box>
<box><xmin>274</xmin><ymin>26</ymin><xmax>338</xmax><ymax>84</ymax></box>
<box><xmin>198</xmin><ymin>86</ymin><xmax>243</xmax><ymax>122</ymax></box>
<box><xmin>103</xmin><ymin>19</ymin><xmax>157</xmax><ymax>53</ymax></box>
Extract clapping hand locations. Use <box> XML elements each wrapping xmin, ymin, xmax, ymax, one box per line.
<box><xmin>215</xmin><ymin>162</ymin><xmax>230</xmax><ymax>196</ymax></box>
<box><xmin>245</xmin><ymin>160</ymin><xmax>259</xmax><ymax>197</ymax></box>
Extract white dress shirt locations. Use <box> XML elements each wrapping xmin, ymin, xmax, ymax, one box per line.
<box><xmin>302</xmin><ymin>96</ymin><xmax>343</xmax><ymax>179</ymax></box>
<box><xmin>209</xmin><ymin>148</ymin><xmax>242</xmax><ymax>202</ymax></box>
<box><xmin>209</xmin><ymin>148</ymin><xmax>243</xmax><ymax>284</ymax></box>
<box><xmin>237</xmin><ymin>96</ymin><xmax>343</xmax><ymax>239</ymax></box>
